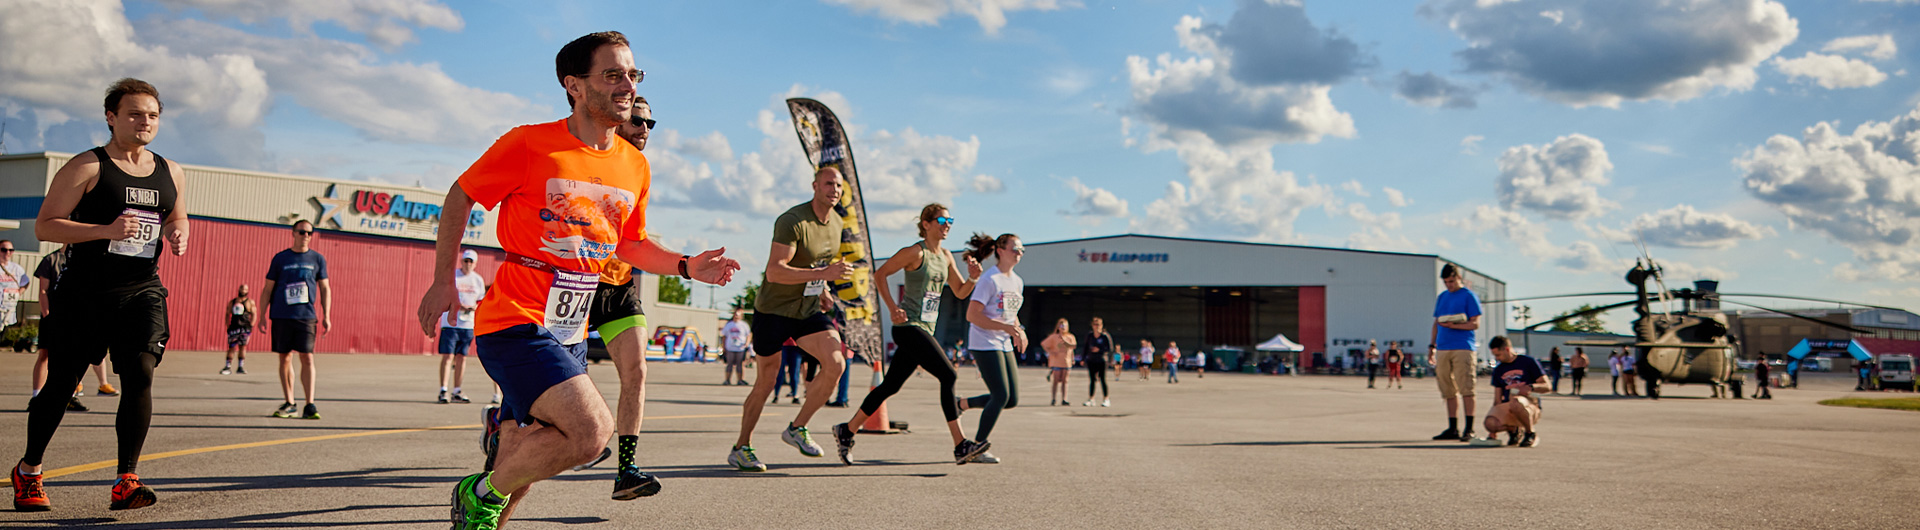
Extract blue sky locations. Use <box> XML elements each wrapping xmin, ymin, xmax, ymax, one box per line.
<box><xmin>4</xmin><ymin>0</ymin><xmax>1919</xmax><ymax>332</ymax></box>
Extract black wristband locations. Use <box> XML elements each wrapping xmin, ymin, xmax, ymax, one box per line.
<box><xmin>678</xmin><ymin>255</ymin><xmax>691</xmax><ymax>279</ymax></box>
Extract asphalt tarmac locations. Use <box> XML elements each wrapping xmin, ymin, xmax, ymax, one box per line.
<box><xmin>0</xmin><ymin>350</ymin><xmax>1913</xmax><ymax>529</ymax></box>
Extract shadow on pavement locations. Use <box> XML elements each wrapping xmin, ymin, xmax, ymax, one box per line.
<box><xmin>47</xmin><ymin>467</ymin><xmax>467</xmax><ymax>493</ymax></box>
<box><xmin>1175</xmin><ymin>440</ymin><xmax>1410</xmax><ymax>447</ymax></box>
<box><xmin>549</xmin><ymin>461</ymin><xmax>951</xmax><ymax>480</ymax></box>
<box><xmin>12</xmin><ymin>504</ymin><xmax>449</xmax><ymax>528</ymax></box>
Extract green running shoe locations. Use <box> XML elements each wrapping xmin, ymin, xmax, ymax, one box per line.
<box><xmin>451</xmin><ymin>472</ymin><xmax>505</xmax><ymax>530</ymax></box>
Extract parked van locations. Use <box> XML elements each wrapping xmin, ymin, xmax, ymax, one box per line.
<box><xmin>1879</xmin><ymin>354</ymin><xmax>1915</xmax><ymax>391</ymax></box>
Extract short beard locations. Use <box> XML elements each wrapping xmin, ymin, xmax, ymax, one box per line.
<box><xmin>580</xmin><ymin>83</ymin><xmax>628</xmax><ymax>128</ymax></box>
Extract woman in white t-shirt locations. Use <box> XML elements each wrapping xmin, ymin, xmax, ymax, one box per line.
<box><xmin>1137</xmin><ymin>340</ymin><xmax>1155</xmax><ymax>381</ymax></box>
<box><xmin>956</xmin><ymin>232</ymin><xmax>1026</xmax><ymax>464</ymax></box>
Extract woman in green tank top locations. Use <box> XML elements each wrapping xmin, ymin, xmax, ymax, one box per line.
<box><xmin>830</xmin><ymin>203</ymin><xmax>991</xmax><ymax>465</ymax></box>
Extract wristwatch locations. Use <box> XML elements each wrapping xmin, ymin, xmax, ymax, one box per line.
<box><xmin>677</xmin><ymin>255</ymin><xmax>691</xmax><ymax>279</ymax></box>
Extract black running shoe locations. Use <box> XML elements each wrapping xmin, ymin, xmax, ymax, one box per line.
<box><xmin>302</xmin><ymin>403</ymin><xmax>321</xmax><ymax>420</ymax></box>
<box><xmin>1430</xmin><ymin>428</ymin><xmax>1459</xmax><ymax>441</ymax></box>
<box><xmin>438</xmin><ymin>390</ymin><xmax>449</xmax><ymax>404</ymax></box>
<box><xmin>572</xmin><ymin>447</ymin><xmax>611</xmax><ymax>471</ymax></box>
<box><xmin>1519</xmin><ymin>432</ymin><xmax>1538</xmax><ymax>448</ymax></box>
<box><xmin>481</xmin><ymin>406</ymin><xmax>502</xmax><ymax>471</ymax></box>
<box><xmin>1505</xmin><ymin>430</ymin><xmax>1521</xmax><ymax>446</ymax></box>
<box><xmin>1459</xmin><ymin>429</ymin><xmax>1475</xmax><ymax>443</ymax></box>
<box><xmin>833</xmin><ymin>423</ymin><xmax>856</xmax><ymax>465</ymax></box>
<box><xmin>450</xmin><ymin>393</ymin><xmax>471</xmax><ymax>404</ymax></box>
<box><xmin>954</xmin><ymin>439</ymin><xmax>990</xmax><ymax>465</ymax></box>
<box><xmin>66</xmin><ymin>398</ymin><xmax>88</xmax><ymax>412</ymax></box>
<box><xmin>611</xmin><ymin>466</ymin><xmax>662</xmax><ymax>501</ymax></box>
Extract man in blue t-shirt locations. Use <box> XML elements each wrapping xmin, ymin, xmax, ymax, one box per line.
<box><xmin>256</xmin><ymin>220</ymin><xmax>331</xmax><ymax>420</ymax></box>
<box><xmin>1476</xmin><ymin>336</ymin><xmax>1547</xmax><ymax>448</ymax></box>
<box><xmin>1426</xmin><ymin>263</ymin><xmax>1482</xmax><ymax>442</ymax></box>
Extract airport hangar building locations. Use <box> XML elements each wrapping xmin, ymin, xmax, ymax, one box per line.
<box><xmin>888</xmin><ymin>234</ymin><xmax>1508</xmax><ymax>371</ymax></box>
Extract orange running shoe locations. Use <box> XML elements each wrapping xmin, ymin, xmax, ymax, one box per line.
<box><xmin>12</xmin><ymin>462</ymin><xmax>50</xmax><ymax>511</ymax></box>
<box><xmin>108</xmin><ymin>473</ymin><xmax>155</xmax><ymax>511</ymax></box>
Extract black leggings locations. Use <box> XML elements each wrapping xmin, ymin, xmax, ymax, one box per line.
<box><xmin>1086</xmin><ymin>361</ymin><xmax>1108</xmax><ymax>398</ymax></box>
<box><xmin>26</xmin><ymin>352</ymin><xmax>158</xmax><ymax>474</ymax></box>
<box><xmin>965</xmin><ymin>349</ymin><xmax>1018</xmax><ymax>442</ymax></box>
<box><xmin>858</xmin><ymin>326</ymin><xmax>960</xmax><ymax>422</ymax></box>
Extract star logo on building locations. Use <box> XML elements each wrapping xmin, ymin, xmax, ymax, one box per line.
<box><xmin>312</xmin><ymin>184</ymin><xmax>349</xmax><ymax>229</ymax></box>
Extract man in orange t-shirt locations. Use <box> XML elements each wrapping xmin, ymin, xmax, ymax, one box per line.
<box><xmin>416</xmin><ymin>31</ymin><xmax>739</xmax><ymax>529</ymax></box>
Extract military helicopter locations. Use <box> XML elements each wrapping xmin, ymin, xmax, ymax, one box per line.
<box><xmin>1487</xmin><ymin>247</ymin><xmax>1893</xmax><ymax>399</ymax></box>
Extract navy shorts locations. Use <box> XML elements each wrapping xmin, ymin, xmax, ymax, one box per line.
<box><xmin>438</xmin><ymin>327</ymin><xmax>475</xmax><ymax>355</ymax></box>
<box><xmin>477</xmin><ymin>324</ymin><xmax>588</xmax><ymax>426</ymax></box>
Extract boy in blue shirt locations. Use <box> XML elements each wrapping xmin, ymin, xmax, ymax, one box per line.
<box><xmin>1427</xmin><ymin>264</ymin><xmax>1481</xmax><ymax>442</ymax></box>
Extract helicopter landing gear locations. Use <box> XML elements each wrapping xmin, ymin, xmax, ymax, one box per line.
<box><xmin>1645</xmin><ymin>378</ymin><xmax>1661</xmax><ymax>400</ymax></box>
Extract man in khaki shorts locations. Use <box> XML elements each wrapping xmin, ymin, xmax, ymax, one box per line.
<box><xmin>1427</xmin><ymin>264</ymin><xmax>1481</xmax><ymax>442</ymax></box>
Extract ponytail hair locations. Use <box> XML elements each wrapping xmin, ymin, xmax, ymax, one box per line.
<box><xmin>965</xmin><ymin>232</ymin><xmax>1018</xmax><ymax>263</ymax></box>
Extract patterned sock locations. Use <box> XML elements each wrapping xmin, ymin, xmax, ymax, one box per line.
<box><xmin>477</xmin><ymin>473</ymin><xmax>508</xmax><ymax>504</ymax></box>
<box><xmin>618</xmin><ymin>435</ymin><xmax>639</xmax><ymax>469</ymax></box>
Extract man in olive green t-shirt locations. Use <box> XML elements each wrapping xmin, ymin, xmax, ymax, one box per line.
<box><xmin>728</xmin><ymin>166</ymin><xmax>852</xmax><ymax>472</ymax></box>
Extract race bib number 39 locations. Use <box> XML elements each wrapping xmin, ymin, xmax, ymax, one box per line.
<box><xmin>544</xmin><ymin>270</ymin><xmax>597</xmax><ymax>345</ymax></box>
<box><xmin>803</xmin><ymin>279</ymin><xmax>827</xmax><ymax>297</ymax></box>
<box><xmin>921</xmin><ymin>291</ymin><xmax>941</xmax><ymax>322</ymax></box>
<box><xmin>107</xmin><ymin>208</ymin><xmax>162</xmax><ymax>258</ymax></box>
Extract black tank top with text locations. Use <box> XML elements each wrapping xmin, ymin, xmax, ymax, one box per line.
<box><xmin>61</xmin><ymin>146</ymin><xmax>177</xmax><ymax>290</ymax></box>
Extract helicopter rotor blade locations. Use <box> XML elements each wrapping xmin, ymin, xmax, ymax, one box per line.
<box><xmin>1717</xmin><ymin>299</ymin><xmax>1879</xmax><ymax>335</ymax></box>
<box><xmin>1481</xmin><ymin>293</ymin><xmax>1636</xmax><ymax>305</ymax></box>
<box><xmin>1524</xmin><ymin>299</ymin><xmax>1640</xmax><ymax>331</ymax></box>
<box><xmin>1717</xmin><ymin>293</ymin><xmax>1903</xmax><ymax>312</ymax></box>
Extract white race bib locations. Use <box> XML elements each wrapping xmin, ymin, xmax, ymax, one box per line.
<box><xmin>283</xmin><ymin>282</ymin><xmax>310</xmax><ymax>305</ymax></box>
<box><xmin>803</xmin><ymin>279</ymin><xmax>826</xmax><ymax>297</ymax></box>
<box><xmin>543</xmin><ymin>270</ymin><xmax>597</xmax><ymax>345</ymax></box>
<box><xmin>920</xmin><ymin>291</ymin><xmax>941</xmax><ymax>322</ymax></box>
<box><xmin>106</xmin><ymin>208</ymin><xmax>162</xmax><ymax>258</ymax></box>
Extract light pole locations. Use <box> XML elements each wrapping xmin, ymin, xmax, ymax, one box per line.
<box><xmin>1513</xmin><ymin>304</ymin><xmax>1533</xmax><ymax>355</ymax></box>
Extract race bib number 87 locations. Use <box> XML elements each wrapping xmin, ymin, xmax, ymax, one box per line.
<box><xmin>544</xmin><ymin>270</ymin><xmax>597</xmax><ymax>345</ymax></box>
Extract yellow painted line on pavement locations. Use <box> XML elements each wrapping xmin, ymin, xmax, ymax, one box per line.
<box><xmin>3</xmin><ymin>413</ymin><xmax>744</xmax><ymax>485</ymax></box>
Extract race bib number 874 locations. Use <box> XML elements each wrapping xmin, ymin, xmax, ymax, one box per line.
<box><xmin>544</xmin><ymin>270</ymin><xmax>597</xmax><ymax>345</ymax></box>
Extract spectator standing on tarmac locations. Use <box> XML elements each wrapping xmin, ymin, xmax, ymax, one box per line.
<box><xmin>1138</xmin><ymin>339</ymin><xmax>1155</xmax><ymax>381</ymax></box>
<box><xmin>1621</xmin><ymin>349</ymin><xmax>1641</xmax><ymax>397</ymax></box>
<box><xmin>435</xmin><ymin>249</ymin><xmax>486</xmax><ymax>404</ymax></box>
<box><xmin>1043</xmin><ymin>318</ymin><xmax>1075</xmax><ymax>406</ymax></box>
<box><xmin>1546</xmin><ymin>348</ymin><xmax>1564</xmax><ymax>394</ymax></box>
<box><xmin>771</xmin><ymin>341</ymin><xmax>803</xmax><ymax>404</ymax></box>
<box><xmin>28</xmin><ymin>245</ymin><xmax>101</xmax><ymax>412</ymax></box>
<box><xmin>0</xmin><ymin>241</ymin><xmax>27</xmax><ymax>333</ymax></box>
<box><xmin>1365</xmin><ymin>341</ymin><xmax>1381</xmax><ymax>388</ymax></box>
<box><xmin>1569</xmin><ymin>348</ymin><xmax>1588</xmax><ymax>396</ymax></box>
<box><xmin>1083</xmin><ymin>317</ymin><xmax>1114</xmax><ymax>406</ymax></box>
<box><xmin>1164</xmin><ymin>341</ymin><xmax>1181</xmax><ymax>383</ymax></box>
<box><xmin>1428</xmin><ymin>263</ymin><xmax>1482</xmax><ymax>443</ymax></box>
<box><xmin>1753</xmin><ymin>357</ymin><xmax>1772</xmax><ymax>399</ymax></box>
<box><xmin>721</xmin><ymin>309</ymin><xmax>751</xmax><ymax>386</ymax></box>
<box><xmin>1385</xmin><ymin>345</ymin><xmax>1405</xmax><ymax>389</ymax></box>
<box><xmin>221</xmin><ymin>285</ymin><xmax>254</xmax><ymax>375</ymax></box>
<box><xmin>259</xmin><ymin>220</ymin><xmax>330</xmax><ymax>420</ymax></box>
<box><xmin>730</xmin><ymin>166</ymin><xmax>856</xmax><ymax>472</ymax></box>
<box><xmin>420</xmin><ymin>31</ymin><xmax>740</xmax><ymax>528</ymax></box>
<box><xmin>1608</xmin><ymin>351</ymin><xmax>1623</xmax><ymax>395</ymax></box>
<box><xmin>16</xmin><ymin>78</ymin><xmax>188</xmax><ymax>512</ymax></box>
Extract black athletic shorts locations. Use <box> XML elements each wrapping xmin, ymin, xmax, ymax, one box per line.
<box><xmin>41</xmin><ymin>279</ymin><xmax>168</xmax><ymax>373</ymax></box>
<box><xmin>751</xmin><ymin>312</ymin><xmax>833</xmax><ymax>359</ymax></box>
<box><xmin>272</xmin><ymin>318</ymin><xmax>317</xmax><ymax>354</ymax></box>
<box><xmin>588</xmin><ymin>280</ymin><xmax>643</xmax><ymax>328</ymax></box>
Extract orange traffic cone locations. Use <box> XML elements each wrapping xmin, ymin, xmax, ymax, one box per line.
<box><xmin>859</xmin><ymin>360</ymin><xmax>895</xmax><ymax>433</ymax></box>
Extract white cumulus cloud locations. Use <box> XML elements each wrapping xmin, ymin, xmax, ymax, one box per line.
<box><xmin>1739</xmin><ymin>104</ymin><xmax>1920</xmax><ymax>282</ymax></box>
<box><xmin>1495</xmin><ymin>134</ymin><xmax>1617</xmax><ymax>220</ymax></box>
<box><xmin>1622</xmin><ymin>204</ymin><xmax>1773</xmax><ymax>249</ymax></box>
<box><xmin>1424</xmin><ymin>0</ymin><xmax>1798</xmax><ymax>107</ymax></box>
<box><xmin>153</xmin><ymin>0</ymin><xmax>463</xmax><ymax>49</ymax></box>
<box><xmin>1772</xmin><ymin>52</ymin><xmax>1889</xmax><ymax>89</ymax></box>
<box><xmin>1822</xmin><ymin>34</ymin><xmax>1897</xmax><ymax>61</ymax></box>
<box><xmin>823</xmin><ymin>0</ymin><xmax>1078</xmax><ymax>35</ymax></box>
<box><xmin>1382</xmin><ymin>186</ymin><xmax>1412</xmax><ymax>207</ymax></box>
<box><xmin>1060</xmin><ymin>177</ymin><xmax>1129</xmax><ymax>218</ymax></box>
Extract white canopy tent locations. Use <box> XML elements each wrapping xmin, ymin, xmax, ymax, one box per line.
<box><xmin>1256</xmin><ymin>333</ymin><xmax>1305</xmax><ymax>352</ymax></box>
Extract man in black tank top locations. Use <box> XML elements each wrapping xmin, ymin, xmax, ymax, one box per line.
<box><xmin>13</xmin><ymin>78</ymin><xmax>188</xmax><ymax>513</ymax></box>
